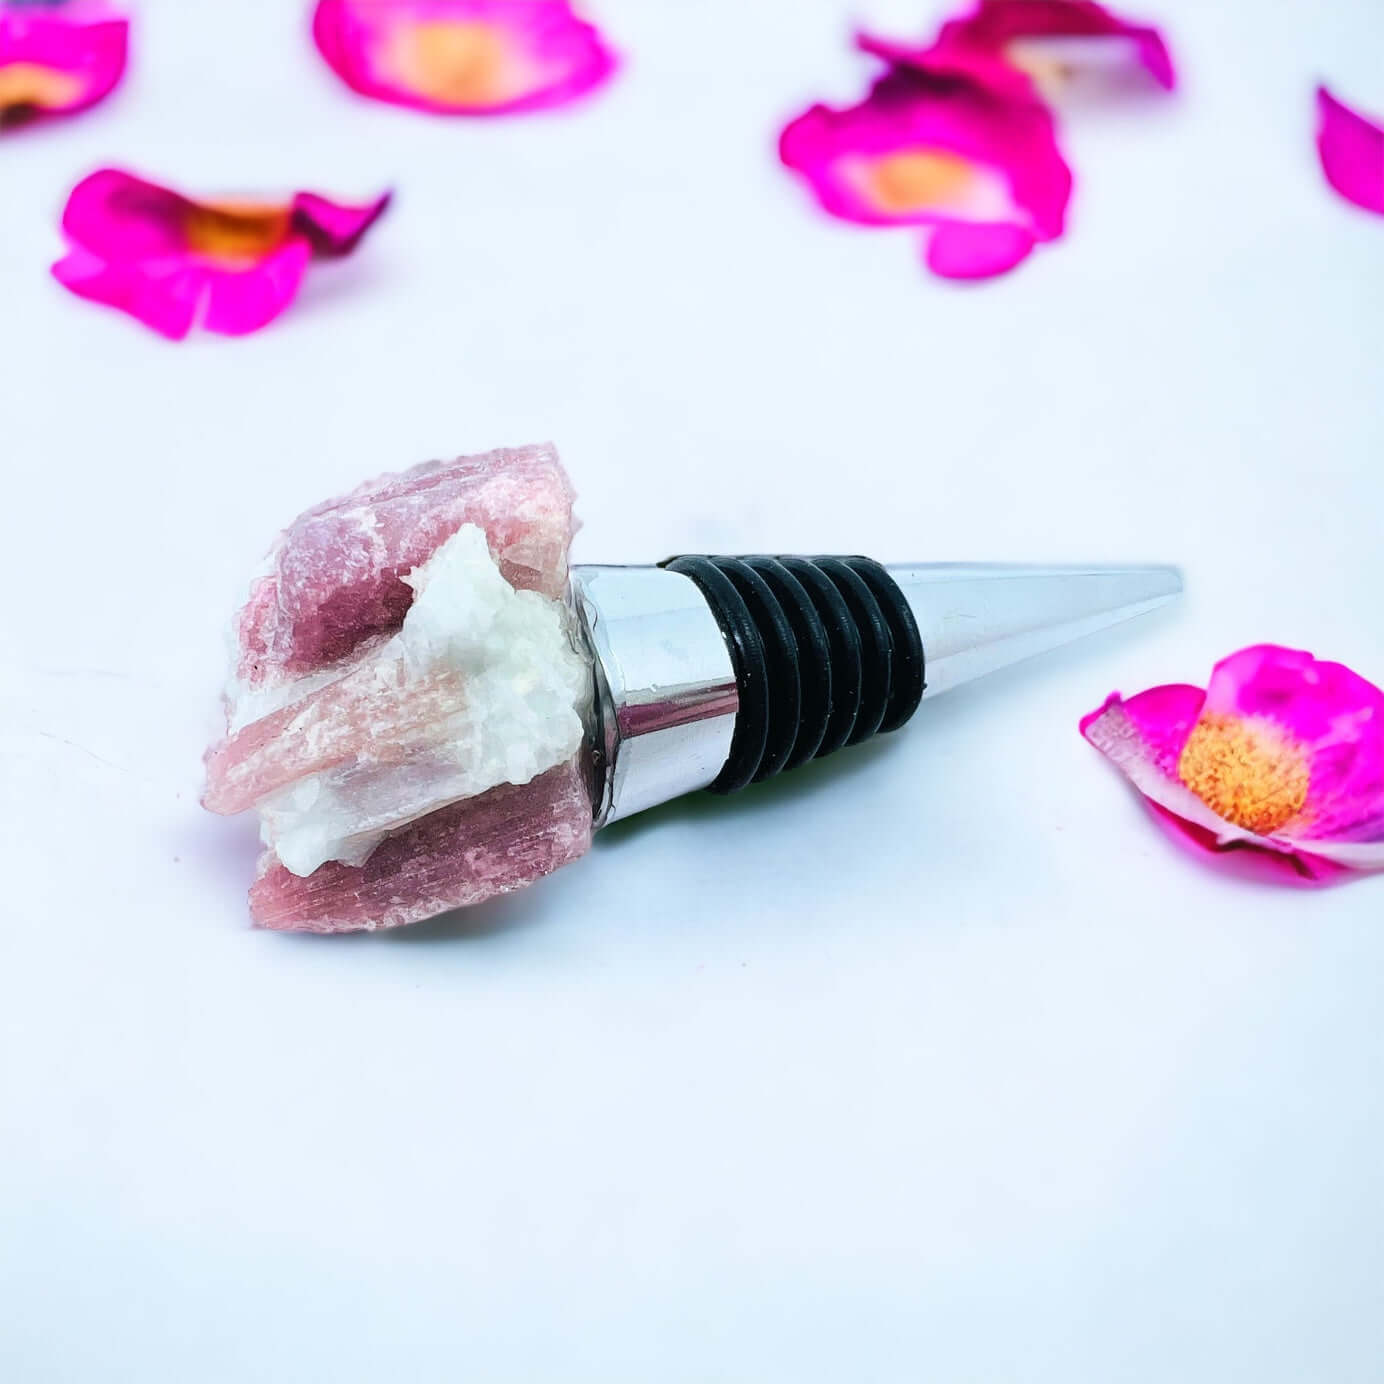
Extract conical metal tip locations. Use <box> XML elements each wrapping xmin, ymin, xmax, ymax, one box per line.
<box><xmin>885</xmin><ymin>564</ymin><xmax>1183</xmax><ymax>699</ymax></box>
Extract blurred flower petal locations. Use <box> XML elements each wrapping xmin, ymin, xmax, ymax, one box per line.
<box><xmin>1082</xmin><ymin>645</ymin><xmax>1384</xmax><ymax>887</ymax></box>
<box><xmin>779</xmin><ymin>61</ymin><xmax>1070</xmax><ymax>279</ymax></box>
<box><xmin>51</xmin><ymin>169</ymin><xmax>390</xmax><ymax>339</ymax></box>
<box><xmin>0</xmin><ymin>0</ymin><xmax>127</xmax><ymax>129</ymax></box>
<box><xmin>931</xmin><ymin>0</ymin><xmax>1175</xmax><ymax>98</ymax></box>
<box><xmin>52</xmin><ymin>244</ymin><xmax>204</xmax><ymax>340</ymax></box>
<box><xmin>291</xmin><ymin>189</ymin><xmax>395</xmax><ymax>255</ymax></box>
<box><xmin>1317</xmin><ymin>85</ymin><xmax>1384</xmax><ymax>216</ymax></box>
<box><xmin>858</xmin><ymin>32</ymin><xmax>1039</xmax><ymax>105</ymax></box>
<box><xmin>924</xmin><ymin>218</ymin><xmax>1036</xmax><ymax>277</ymax></box>
<box><xmin>311</xmin><ymin>0</ymin><xmax>616</xmax><ymax>116</ymax></box>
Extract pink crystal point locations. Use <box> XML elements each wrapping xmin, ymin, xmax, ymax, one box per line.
<box><xmin>205</xmin><ymin>444</ymin><xmax>594</xmax><ymax>933</ymax></box>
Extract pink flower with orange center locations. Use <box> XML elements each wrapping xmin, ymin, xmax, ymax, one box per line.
<box><xmin>52</xmin><ymin>169</ymin><xmax>391</xmax><ymax>340</ymax></box>
<box><xmin>779</xmin><ymin>49</ymin><xmax>1072</xmax><ymax>280</ymax></box>
<box><xmin>311</xmin><ymin>0</ymin><xmax>617</xmax><ymax>117</ymax></box>
<box><xmin>0</xmin><ymin>0</ymin><xmax>127</xmax><ymax>131</ymax></box>
<box><xmin>1082</xmin><ymin>646</ymin><xmax>1384</xmax><ymax>887</ymax></box>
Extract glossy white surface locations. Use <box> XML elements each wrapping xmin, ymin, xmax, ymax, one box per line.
<box><xmin>3</xmin><ymin>1</ymin><xmax>1382</xmax><ymax>1379</ymax></box>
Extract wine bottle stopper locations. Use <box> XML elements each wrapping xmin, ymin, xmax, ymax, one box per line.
<box><xmin>204</xmin><ymin>445</ymin><xmax>1181</xmax><ymax>932</ymax></box>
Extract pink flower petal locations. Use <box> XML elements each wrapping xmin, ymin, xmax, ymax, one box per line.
<box><xmin>1081</xmin><ymin>646</ymin><xmax>1384</xmax><ymax>887</ymax></box>
<box><xmin>51</xmin><ymin>168</ymin><xmax>389</xmax><ymax>338</ymax></box>
<box><xmin>51</xmin><ymin>244</ymin><xmax>202</xmax><ymax>341</ymax></box>
<box><xmin>1316</xmin><ymin>85</ymin><xmax>1384</xmax><ymax>217</ymax></box>
<box><xmin>200</xmin><ymin>238</ymin><xmax>314</xmax><ymax>336</ymax></box>
<box><xmin>291</xmin><ymin>189</ymin><xmax>393</xmax><ymax>257</ymax></box>
<box><xmin>1198</xmin><ymin>645</ymin><xmax>1384</xmax><ymax>843</ymax></box>
<box><xmin>0</xmin><ymin>1</ymin><xmax>128</xmax><ymax>128</ymax></box>
<box><xmin>857</xmin><ymin>32</ymin><xmax>1041</xmax><ymax>105</ymax></box>
<box><xmin>933</xmin><ymin>0</ymin><xmax>1175</xmax><ymax>95</ymax></box>
<box><xmin>779</xmin><ymin>64</ymin><xmax>1071</xmax><ymax>280</ymax></box>
<box><xmin>924</xmin><ymin>219</ymin><xmax>1036</xmax><ymax>277</ymax></box>
<box><xmin>61</xmin><ymin>167</ymin><xmax>196</xmax><ymax>259</ymax></box>
<box><xmin>311</xmin><ymin>0</ymin><xmax>617</xmax><ymax>116</ymax></box>
<box><xmin>1141</xmin><ymin>802</ymin><xmax>1348</xmax><ymax>889</ymax></box>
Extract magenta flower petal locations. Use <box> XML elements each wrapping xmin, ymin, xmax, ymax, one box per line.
<box><xmin>925</xmin><ymin>219</ymin><xmax>1035</xmax><ymax>277</ymax></box>
<box><xmin>1316</xmin><ymin>85</ymin><xmax>1384</xmax><ymax>217</ymax></box>
<box><xmin>933</xmin><ymin>0</ymin><xmax>1175</xmax><ymax>96</ymax></box>
<box><xmin>51</xmin><ymin>169</ymin><xmax>390</xmax><ymax>339</ymax></box>
<box><xmin>311</xmin><ymin>0</ymin><xmax>617</xmax><ymax>116</ymax></box>
<box><xmin>199</xmin><ymin>238</ymin><xmax>314</xmax><ymax>337</ymax></box>
<box><xmin>1140</xmin><ymin>802</ymin><xmax>1349</xmax><ymax>889</ymax></box>
<box><xmin>61</xmin><ymin>167</ymin><xmax>195</xmax><ymax>259</ymax></box>
<box><xmin>779</xmin><ymin>63</ymin><xmax>1071</xmax><ymax>279</ymax></box>
<box><xmin>1081</xmin><ymin>646</ymin><xmax>1384</xmax><ymax>887</ymax></box>
<box><xmin>1200</xmin><ymin>646</ymin><xmax>1384</xmax><ymax>844</ymax></box>
<box><xmin>857</xmin><ymin>31</ymin><xmax>1042</xmax><ymax>106</ymax></box>
<box><xmin>51</xmin><ymin>245</ymin><xmax>203</xmax><ymax>341</ymax></box>
<box><xmin>291</xmin><ymin>189</ymin><xmax>393</xmax><ymax>256</ymax></box>
<box><xmin>0</xmin><ymin>0</ymin><xmax>128</xmax><ymax>129</ymax></box>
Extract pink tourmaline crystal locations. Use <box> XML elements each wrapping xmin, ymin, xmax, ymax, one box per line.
<box><xmin>234</xmin><ymin>443</ymin><xmax>577</xmax><ymax>695</ymax></box>
<box><xmin>205</xmin><ymin>444</ymin><xmax>594</xmax><ymax>932</ymax></box>
<box><xmin>249</xmin><ymin>761</ymin><xmax>592</xmax><ymax>932</ymax></box>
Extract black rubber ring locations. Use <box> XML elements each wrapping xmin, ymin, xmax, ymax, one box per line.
<box><xmin>842</xmin><ymin>557</ymin><xmax>925</xmax><ymax>733</ymax></box>
<box><xmin>741</xmin><ymin>557</ymin><xmax>832</xmax><ymax>770</ymax></box>
<box><xmin>814</xmin><ymin>558</ymin><xmax>893</xmax><ymax>746</ymax></box>
<box><xmin>716</xmin><ymin>559</ymin><xmax>801</xmax><ymax>783</ymax></box>
<box><xmin>777</xmin><ymin>556</ymin><xmax>862</xmax><ymax>756</ymax></box>
<box><xmin>664</xmin><ymin>556</ymin><xmax>768</xmax><ymax>793</ymax></box>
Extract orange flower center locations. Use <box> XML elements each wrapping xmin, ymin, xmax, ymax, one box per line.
<box><xmin>0</xmin><ymin>61</ymin><xmax>83</xmax><ymax>113</ymax></box>
<box><xmin>1176</xmin><ymin>713</ymin><xmax>1310</xmax><ymax>835</ymax></box>
<box><xmin>866</xmin><ymin>150</ymin><xmax>976</xmax><ymax>214</ymax></box>
<box><xmin>183</xmin><ymin>202</ymin><xmax>292</xmax><ymax>266</ymax></box>
<box><xmin>394</xmin><ymin>20</ymin><xmax>514</xmax><ymax>106</ymax></box>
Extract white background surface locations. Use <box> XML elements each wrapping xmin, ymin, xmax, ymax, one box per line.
<box><xmin>3</xmin><ymin>1</ymin><xmax>1383</xmax><ymax>1378</ymax></box>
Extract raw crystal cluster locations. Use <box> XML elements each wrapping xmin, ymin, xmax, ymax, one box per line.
<box><xmin>204</xmin><ymin>444</ymin><xmax>595</xmax><ymax>932</ymax></box>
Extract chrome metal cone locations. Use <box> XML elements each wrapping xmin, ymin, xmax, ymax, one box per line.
<box><xmin>886</xmin><ymin>564</ymin><xmax>1183</xmax><ymax>699</ymax></box>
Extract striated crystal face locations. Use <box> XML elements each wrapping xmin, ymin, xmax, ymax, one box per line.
<box><xmin>230</xmin><ymin>442</ymin><xmax>577</xmax><ymax>713</ymax></box>
<box><xmin>248</xmin><ymin>762</ymin><xmax>593</xmax><ymax>934</ymax></box>
<box><xmin>204</xmin><ymin>444</ymin><xmax>595</xmax><ymax>932</ymax></box>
